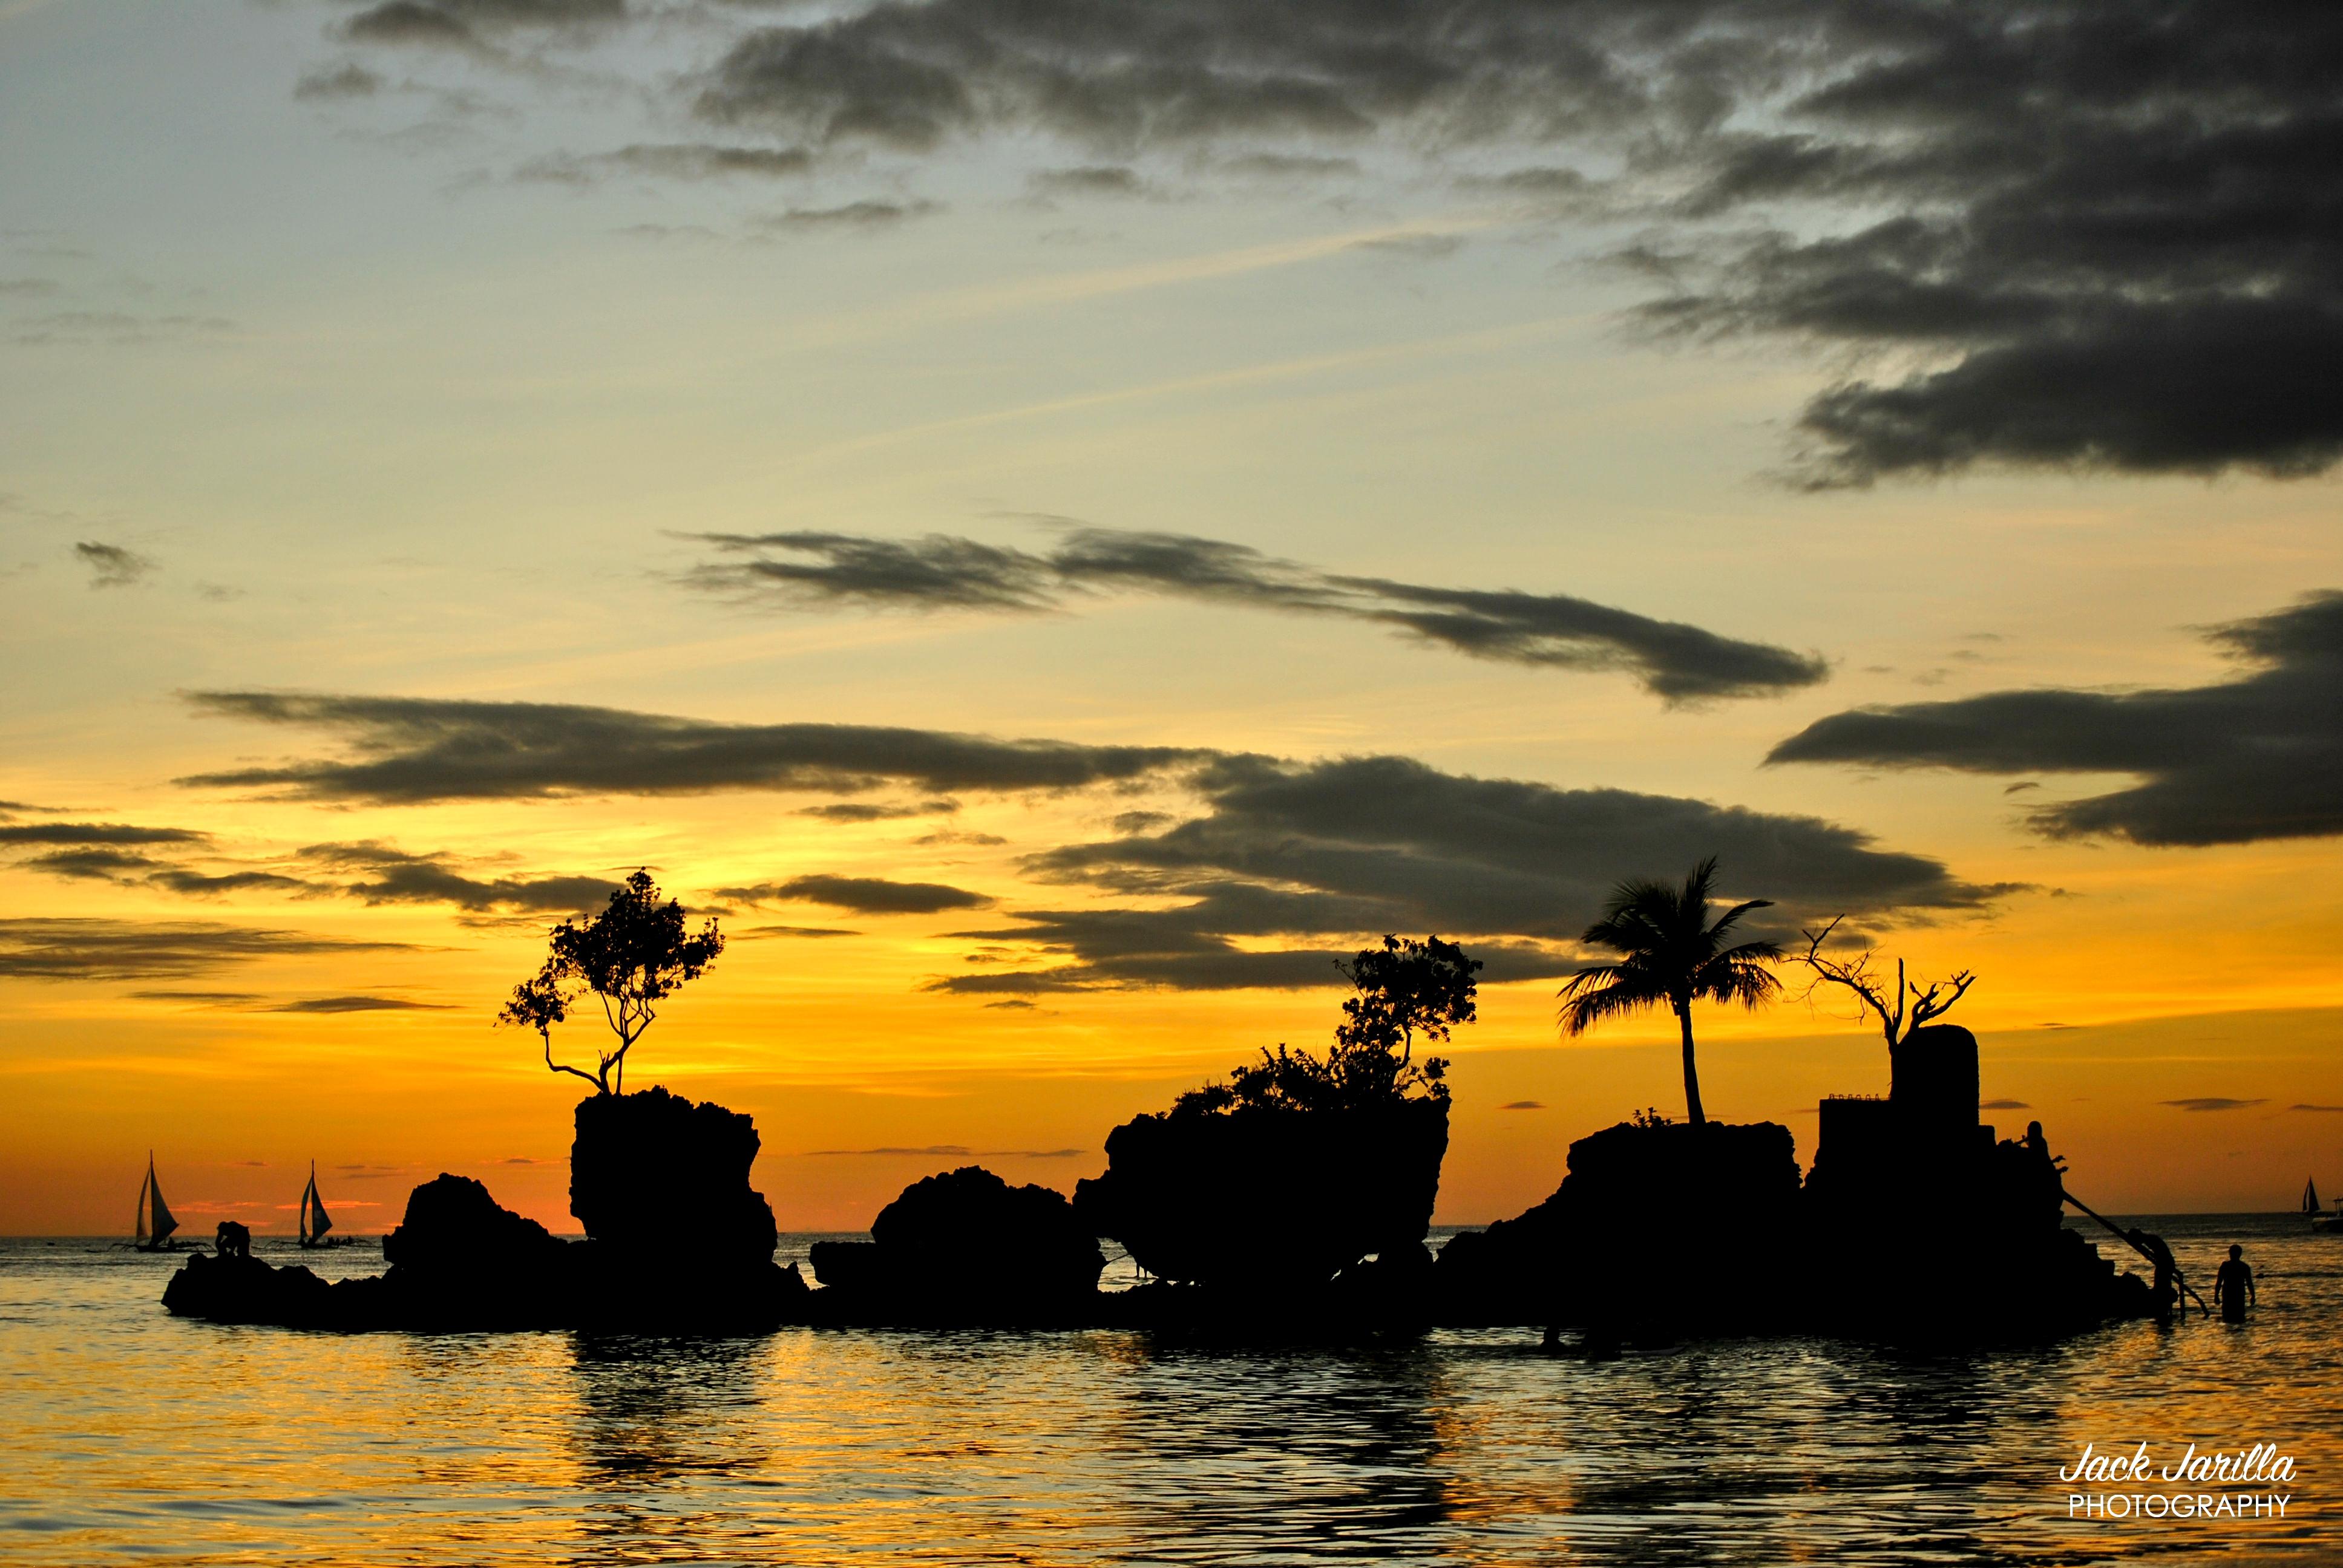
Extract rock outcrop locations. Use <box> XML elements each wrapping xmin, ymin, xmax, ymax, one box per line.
<box><xmin>1074</xmin><ymin>1096</ymin><xmax>1449</xmax><ymax>1294</ymax></box>
<box><xmin>1436</xmin><ymin>1119</ymin><xmax>1804</xmax><ymax>1333</ymax></box>
<box><xmin>810</xmin><ymin>1165</ymin><xmax>1103</xmax><ymax>1324</ymax></box>
<box><xmin>164</xmin><ymin>1088</ymin><xmax>809</xmax><ymax>1333</ymax></box>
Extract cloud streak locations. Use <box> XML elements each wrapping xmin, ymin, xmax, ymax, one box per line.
<box><xmin>179</xmin><ymin>691</ymin><xmax>1210</xmax><ymax>803</ymax></box>
<box><xmin>175</xmin><ymin>691</ymin><xmax>1993</xmax><ymax>993</ymax></box>
<box><xmin>1768</xmin><ymin>592</ymin><xmax>2343</xmax><ymax>846</ymax></box>
<box><xmin>724</xmin><ymin>873</ymin><xmax>994</xmax><ymax>915</ymax></box>
<box><xmin>684</xmin><ymin>526</ymin><xmax>1829</xmax><ymax>702</ymax></box>
<box><xmin>0</xmin><ymin>920</ymin><xmax>412</xmax><ymax>982</ymax></box>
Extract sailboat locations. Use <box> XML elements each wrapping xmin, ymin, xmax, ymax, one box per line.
<box><xmin>134</xmin><ymin>1153</ymin><xmax>181</xmax><ymax>1252</ymax></box>
<box><xmin>298</xmin><ymin>1161</ymin><xmax>347</xmax><ymax>1249</ymax></box>
<box><xmin>2311</xmin><ymin>1177</ymin><xmax>2343</xmax><ymax>1235</ymax></box>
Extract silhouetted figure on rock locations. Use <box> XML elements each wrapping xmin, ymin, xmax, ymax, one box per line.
<box><xmin>2215</xmin><ymin>1244</ymin><xmax>2254</xmax><ymax>1322</ymax></box>
<box><xmin>214</xmin><ymin>1221</ymin><xmax>251</xmax><ymax>1258</ymax></box>
<box><xmin>2125</xmin><ymin>1228</ymin><xmax>2180</xmax><ymax>1320</ymax></box>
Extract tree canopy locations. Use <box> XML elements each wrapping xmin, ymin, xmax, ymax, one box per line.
<box><xmin>1177</xmin><ymin>935</ymin><xmax>1480</xmax><ymax>1116</ymax></box>
<box><xmin>1558</xmin><ymin>857</ymin><xmax>1781</xmax><ymax>1125</ymax></box>
<box><xmin>497</xmin><ymin>869</ymin><xmax>724</xmax><ymax>1096</ymax></box>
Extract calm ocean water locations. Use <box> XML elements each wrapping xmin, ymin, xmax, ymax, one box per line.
<box><xmin>1</xmin><ymin>1215</ymin><xmax>2336</xmax><ymax>1566</ymax></box>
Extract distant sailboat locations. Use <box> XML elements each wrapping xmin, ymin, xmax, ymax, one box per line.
<box><xmin>2312</xmin><ymin>1177</ymin><xmax>2343</xmax><ymax>1235</ymax></box>
<box><xmin>134</xmin><ymin>1153</ymin><xmax>180</xmax><ymax>1252</ymax></box>
<box><xmin>298</xmin><ymin>1161</ymin><xmax>342</xmax><ymax>1249</ymax></box>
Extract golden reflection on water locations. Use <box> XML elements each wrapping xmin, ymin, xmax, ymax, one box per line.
<box><xmin>0</xmin><ymin>1215</ymin><xmax>2336</xmax><ymax>1566</ymax></box>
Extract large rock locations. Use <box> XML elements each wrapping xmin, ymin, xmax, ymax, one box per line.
<box><xmin>810</xmin><ymin>1165</ymin><xmax>1103</xmax><ymax>1324</ymax></box>
<box><xmin>1436</xmin><ymin>1119</ymin><xmax>1804</xmax><ymax>1333</ymax></box>
<box><xmin>571</xmin><ymin>1087</ymin><xmax>778</xmax><ymax>1270</ymax></box>
<box><xmin>163</xmin><ymin>1088</ymin><xmax>811</xmax><ymax>1333</ymax></box>
<box><xmin>1074</xmin><ymin>1097</ymin><xmax>1449</xmax><ymax>1293</ymax></box>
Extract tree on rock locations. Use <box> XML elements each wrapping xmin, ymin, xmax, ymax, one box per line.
<box><xmin>499</xmin><ymin>870</ymin><xmax>724</xmax><ymax>1096</ymax></box>
<box><xmin>1795</xmin><ymin>914</ymin><xmax>1976</xmax><ymax>1048</ymax></box>
<box><xmin>1558</xmin><ymin>857</ymin><xmax>1781</xmax><ymax>1126</ymax></box>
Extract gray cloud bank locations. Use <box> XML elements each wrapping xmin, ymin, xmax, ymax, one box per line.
<box><xmin>1769</xmin><ymin>592</ymin><xmax>2343</xmax><ymax>846</ymax></box>
<box><xmin>722</xmin><ymin>874</ymin><xmax>994</xmax><ymax>914</ymax></box>
<box><xmin>686</xmin><ymin>527</ymin><xmax>1828</xmax><ymax>702</ymax></box>
<box><xmin>169</xmin><ymin>690</ymin><xmax>1997</xmax><ymax>992</ymax></box>
<box><xmin>0</xmin><ymin>919</ymin><xmax>411</xmax><ymax>981</ymax></box>
<box><xmin>180</xmin><ymin>691</ymin><xmax>1208</xmax><ymax>802</ymax></box>
<box><xmin>673</xmin><ymin>0</ymin><xmax>2343</xmax><ymax>485</ymax></box>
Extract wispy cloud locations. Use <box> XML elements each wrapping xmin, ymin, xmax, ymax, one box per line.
<box><xmin>684</xmin><ymin>526</ymin><xmax>1830</xmax><ymax>703</ymax></box>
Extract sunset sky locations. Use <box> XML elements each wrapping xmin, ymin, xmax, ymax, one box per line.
<box><xmin>4</xmin><ymin>0</ymin><xmax>2339</xmax><ymax>1235</ymax></box>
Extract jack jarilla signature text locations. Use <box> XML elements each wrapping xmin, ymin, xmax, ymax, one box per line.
<box><xmin>2061</xmin><ymin>1443</ymin><xmax>2296</xmax><ymax>1520</ymax></box>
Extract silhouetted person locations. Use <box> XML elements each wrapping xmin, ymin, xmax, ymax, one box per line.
<box><xmin>2214</xmin><ymin>1244</ymin><xmax>2254</xmax><ymax>1322</ymax></box>
<box><xmin>215</xmin><ymin>1220</ymin><xmax>252</xmax><ymax>1258</ymax></box>
<box><xmin>2125</xmin><ymin>1228</ymin><xmax>2180</xmax><ymax>1319</ymax></box>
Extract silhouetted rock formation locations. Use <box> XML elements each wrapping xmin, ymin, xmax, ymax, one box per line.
<box><xmin>1437</xmin><ymin>1119</ymin><xmax>1802</xmax><ymax>1333</ymax></box>
<box><xmin>1439</xmin><ymin>1027</ymin><xmax>2152</xmax><ymax>1342</ymax></box>
<box><xmin>572</xmin><ymin>1087</ymin><xmax>778</xmax><ymax>1269</ymax></box>
<box><xmin>163</xmin><ymin>1088</ymin><xmax>809</xmax><ymax>1333</ymax></box>
<box><xmin>568</xmin><ymin>1087</ymin><xmax>801</xmax><ymax>1329</ymax></box>
<box><xmin>1074</xmin><ymin>1097</ymin><xmax>1449</xmax><ymax>1295</ymax></box>
<box><xmin>810</xmin><ymin>1165</ymin><xmax>1104</xmax><ymax>1325</ymax></box>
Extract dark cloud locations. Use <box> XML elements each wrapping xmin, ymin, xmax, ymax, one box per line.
<box><xmin>758</xmin><ymin>200</ymin><xmax>941</xmax><ymax>230</ymax></box>
<box><xmin>678</xmin><ymin>1</ymin><xmax>2343</xmax><ymax>484</ymax></box>
<box><xmin>686</xmin><ymin>527</ymin><xmax>1829</xmax><ymax>702</ymax></box>
<box><xmin>145</xmin><ymin>868</ymin><xmax>313</xmax><ymax>897</ymax></box>
<box><xmin>1499</xmin><ymin>1100</ymin><xmax>1545</xmax><ymax>1110</ymax></box>
<box><xmin>519</xmin><ymin>143</ymin><xmax>814</xmax><ymax>183</ymax></box>
<box><xmin>693</xmin><ymin>0</ymin><xmax>1656</xmax><ymax>154</ymax></box>
<box><xmin>798</xmin><ymin>799</ymin><xmax>959</xmax><ymax>823</ymax></box>
<box><xmin>1768</xmin><ymin>592</ymin><xmax>2343</xmax><ymax>846</ymax></box>
<box><xmin>128</xmin><ymin>990</ymin><xmax>267</xmax><ymax>1007</ymax></box>
<box><xmin>1029</xmin><ymin>166</ymin><xmax>1153</xmax><ymax>200</ymax></box>
<box><xmin>729</xmin><ymin>873</ymin><xmax>994</xmax><ymax>914</ymax></box>
<box><xmin>2291</xmin><ymin>1103</ymin><xmax>2343</xmax><ymax>1114</ymax></box>
<box><xmin>929</xmin><ymin>751</ymin><xmax>1994</xmax><ymax>993</ymax></box>
<box><xmin>179</xmin><ymin>691</ymin><xmax>1209</xmax><ymax>803</ymax></box>
<box><xmin>297</xmin><ymin>841</ymin><xmax>618</xmax><ymax>912</ymax></box>
<box><xmin>735</xmin><ymin>924</ymin><xmax>860</xmax><ymax>939</ymax></box>
<box><xmin>2159</xmin><ymin>1098</ymin><xmax>2267</xmax><ymax>1113</ymax></box>
<box><xmin>267</xmin><ymin>995</ymin><xmax>454</xmax><ymax>1014</ymax></box>
<box><xmin>0</xmin><ymin>919</ymin><xmax>410</xmax><ymax>982</ymax></box>
<box><xmin>1979</xmin><ymin>1098</ymin><xmax>2031</xmax><ymax>1110</ymax></box>
<box><xmin>345</xmin><ymin>0</ymin><xmax>622</xmax><ymax>50</ymax></box>
<box><xmin>179</xmin><ymin>691</ymin><xmax>1987</xmax><ymax>993</ymax></box>
<box><xmin>74</xmin><ymin>541</ymin><xmax>155</xmax><ymax>589</ymax></box>
<box><xmin>294</xmin><ymin>63</ymin><xmax>384</xmax><ymax>99</ymax></box>
<box><xmin>0</xmin><ymin>822</ymin><xmax>205</xmax><ymax>847</ymax></box>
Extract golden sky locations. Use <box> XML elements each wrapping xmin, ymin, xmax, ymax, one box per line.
<box><xmin>3</xmin><ymin>0</ymin><xmax>2339</xmax><ymax>1234</ymax></box>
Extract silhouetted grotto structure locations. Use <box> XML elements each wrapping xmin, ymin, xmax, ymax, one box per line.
<box><xmin>165</xmin><ymin>1088</ymin><xmax>810</xmax><ymax>1331</ymax></box>
<box><xmin>1440</xmin><ymin>1024</ymin><xmax>2152</xmax><ymax>1341</ymax></box>
<box><xmin>808</xmin><ymin>1165</ymin><xmax>1105</xmax><ymax>1325</ymax></box>
<box><xmin>166</xmin><ymin>1024</ymin><xmax>2155</xmax><ymax>1341</ymax></box>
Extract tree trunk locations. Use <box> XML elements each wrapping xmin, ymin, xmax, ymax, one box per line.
<box><xmin>1676</xmin><ymin>1001</ymin><xmax>1706</xmax><ymax>1126</ymax></box>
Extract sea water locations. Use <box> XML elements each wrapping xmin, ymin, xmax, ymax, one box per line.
<box><xmin>1</xmin><ymin>1215</ymin><xmax>2336</xmax><ymax>1566</ymax></box>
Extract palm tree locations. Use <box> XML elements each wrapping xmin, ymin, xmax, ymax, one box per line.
<box><xmin>1558</xmin><ymin>857</ymin><xmax>1783</xmax><ymax>1126</ymax></box>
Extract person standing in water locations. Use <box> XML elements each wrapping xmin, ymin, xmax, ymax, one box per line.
<box><xmin>2214</xmin><ymin>1244</ymin><xmax>2255</xmax><ymax>1322</ymax></box>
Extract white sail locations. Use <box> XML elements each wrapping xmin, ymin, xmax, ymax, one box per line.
<box><xmin>149</xmin><ymin>1163</ymin><xmax>178</xmax><ymax>1243</ymax></box>
<box><xmin>303</xmin><ymin>1166</ymin><xmax>333</xmax><ymax>1241</ymax></box>
<box><xmin>136</xmin><ymin>1163</ymin><xmax>151</xmax><ymax>1245</ymax></box>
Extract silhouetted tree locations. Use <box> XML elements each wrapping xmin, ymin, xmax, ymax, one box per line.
<box><xmin>1558</xmin><ymin>858</ymin><xmax>1781</xmax><ymax>1126</ymax></box>
<box><xmin>1176</xmin><ymin>934</ymin><xmax>1480</xmax><ymax>1115</ymax></box>
<box><xmin>1796</xmin><ymin>915</ymin><xmax>1976</xmax><ymax>1048</ymax></box>
<box><xmin>498</xmin><ymin>870</ymin><xmax>724</xmax><ymax>1096</ymax></box>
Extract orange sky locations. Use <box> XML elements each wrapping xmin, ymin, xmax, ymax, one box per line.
<box><xmin>3</xmin><ymin>0</ymin><xmax>2340</xmax><ymax>1236</ymax></box>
